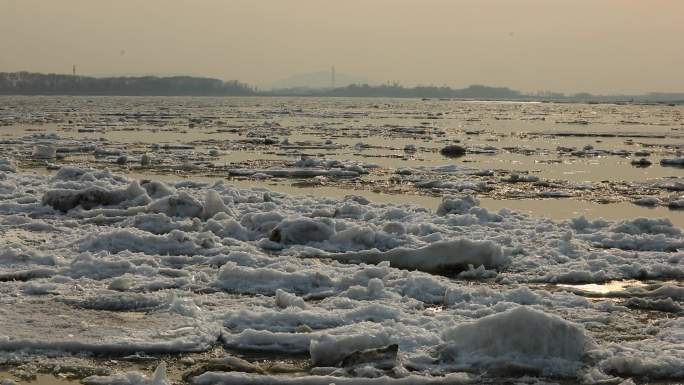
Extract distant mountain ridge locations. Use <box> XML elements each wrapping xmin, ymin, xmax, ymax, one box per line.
<box><xmin>1</xmin><ymin>71</ymin><xmax>682</xmax><ymax>103</ymax></box>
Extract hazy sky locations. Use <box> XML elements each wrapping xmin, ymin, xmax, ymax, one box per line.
<box><xmin>1</xmin><ymin>0</ymin><xmax>683</xmax><ymax>94</ymax></box>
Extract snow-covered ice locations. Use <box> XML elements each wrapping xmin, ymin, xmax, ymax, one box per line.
<box><xmin>0</xmin><ymin>167</ymin><xmax>683</xmax><ymax>383</ymax></box>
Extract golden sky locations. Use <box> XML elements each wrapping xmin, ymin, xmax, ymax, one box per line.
<box><xmin>1</xmin><ymin>0</ymin><xmax>683</xmax><ymax>94</ymax></box>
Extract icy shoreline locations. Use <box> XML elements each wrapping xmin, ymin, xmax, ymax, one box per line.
<box><xmin>1</xmin><ymin>167</ymin><xmax>683</xmax><ymax>383</ymax></box>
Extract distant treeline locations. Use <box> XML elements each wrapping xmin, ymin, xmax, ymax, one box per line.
<box><xmin>269</xmin><ymin>84</ymin><xmax>684</xmax><ymax>103</ymax></box>
<box><xmin>268</xmin><ymin>84</ymin><xmax>525</xmax><ymax>99</ymax></box>
<box><xmin>1</xmin><ymin>72</ymin><xmax>683</xmax><ymax>103</ymax></box>
<box><xmin>0</xmin><ymin>72</ymin><xmax>255</xmax><ymax>96</ymax></box>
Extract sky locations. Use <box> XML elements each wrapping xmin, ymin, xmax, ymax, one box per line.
<box><xmin>1</xmin><ymin>0</ymin><xmax>683</xmax><ymax>94</ymax></box>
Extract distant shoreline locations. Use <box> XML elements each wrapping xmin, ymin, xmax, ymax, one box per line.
<box><xmin>0</xmin><ymin>94</ymin><xmax>681</xmax><ymax>106</ymax></box>
<box><xmin>1</xmin><ymin>72</ymin><xmax>682</xmax><ymax>104</ymax></box>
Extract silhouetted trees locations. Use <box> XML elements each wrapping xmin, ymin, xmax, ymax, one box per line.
<box><xmin>0</xmin><ymin>72</ymin><xmax>255</xmax><ymax>96</ymax></box>
<box><xmin>271</xmin><ymin>83</ymin><xmax>525</xmax><ymax>99</ymax></box>
<box><xmin>1</xmin><ymin>72</ymin><xmax>682</xmax><ymax>103</ymax></box>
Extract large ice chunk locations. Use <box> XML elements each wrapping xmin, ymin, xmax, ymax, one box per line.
<box><xmin>440</xmin><ymin>306</ymin><xmax>597</xmax><ymax>376</ymax></box>
<box><xmin>270</xmin><ymin>217</ymin><xmax>336</xmax><ymax>244</ymax></box>
<box><xmin>324</xmin><ymin>239</ymin><xmax>507</xmax><ymax>274</ymax></box>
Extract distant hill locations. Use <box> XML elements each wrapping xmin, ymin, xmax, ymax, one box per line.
<box><xmin>267</xmin><ymin>70</ymin><xmax>370</xmax><ymax>90</ymax></box>
<box><xmin>0</xmin><ymin>72</ymin><xmax>255</xmax><ymax>96</ymax></box>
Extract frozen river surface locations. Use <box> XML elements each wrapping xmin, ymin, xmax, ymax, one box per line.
<box><xmin>3</xmin><ymin>96</ymin><xmax>684</xmax><ymax>224</ymax></box>
<box><xmin>0</xmin><ymin>97</ymin><xmax>683</xmax><ymax>384</ymax></box>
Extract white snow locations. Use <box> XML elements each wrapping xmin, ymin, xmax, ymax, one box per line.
<box><xmin>0</xmin><ymin>168</ymin><xmax>683</xmax><ymax>382</ymax></box>
<box><xmin>275</xmin><ymin>289</ymin><xmax>307</xmax><ymax>309</ymax></box>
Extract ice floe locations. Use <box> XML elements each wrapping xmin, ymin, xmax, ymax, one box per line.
<box><xmin>0</xmin><ymin>167</ymin><xmax>683</xmax><ymax>383</ymax></box>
